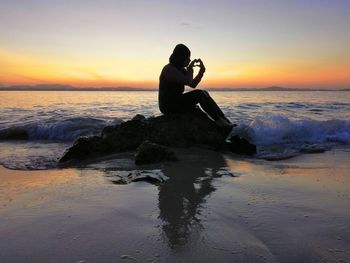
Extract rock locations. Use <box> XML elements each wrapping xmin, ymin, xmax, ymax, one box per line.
<box><xmin>59</xmin><ymin>135</ymin><xmax>105</xmax><ymax>163</ymax></box>
<box><xmin>300</xmin><ymin>143</ymin><xmax>328</xmax><ymax>153</ymax></box>
<box><xmin>135</xmin><ymin>140</ymin><xmax>177</xmax><ymax>164</ymax></box>
<box><xmin>0</xmin><ymin>127</ymin><xmax>29</xmax><ymax>140</ymax></box>
<box><xmin>226</xmin><ymin>135</ymin><xmax>256</xmax><ymax>155</ymax></box>
<box><xmin>215</xmin><ymin>167</ymin><xmax>238</xmax><ymax>177</ymax></box>
<box><xmin>120</xmin><ymin>255</ymin><xmax>136</xmax><ymax>260</ymax></box>
<box><xmin>105</xmin><ymin>169</ymin><xmax>169</xmax><ymax>185</ymax></box>
<box><xmin>59</xmin><ymin>109</ymin><xmax>256</xmax><ymax>163</ymax></box>
<box><xmin>131</xmin><ymin>114</ymin><xmax>146</xmax><ymax>121</ymax></box>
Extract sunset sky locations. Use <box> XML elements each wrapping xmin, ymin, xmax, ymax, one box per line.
<box><xmin>1</xmin><ymin>0</ymin><xmax>349</xmax><ymax>89</ymax></box>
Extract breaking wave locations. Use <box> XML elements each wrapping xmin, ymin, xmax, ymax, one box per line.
<box><xmin>228</xmin><ymin>114</ymin><xmax>350</xmax><ymax>160</ymax></box>
<box><xmin>235</xmin><ymin>115</ymin><xmax>350</xmax><ymax>145</ymax></box>
<box><xmin>0</xmin><ymin>117</ymin><xmax>122</xmax><ymax>141</ymax></box>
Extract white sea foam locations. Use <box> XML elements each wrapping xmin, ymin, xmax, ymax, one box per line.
<box><xmin>230</xmin><ymin>114</ymin><xmax>350</xmax><ymax>146</ymax></box>
<box><xmin>0</xmin><ymin>117</ymin><xmax>122</xmax><ymax>141</ymax></box>
<box><xmin>0</xmin><ymin>142</ymin><xmax>69</xmax><ymax>170</ymax></box>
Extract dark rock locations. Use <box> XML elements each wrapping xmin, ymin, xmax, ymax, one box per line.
<box><xmin>258</xmin><ymin>150</ymin><xmax>299</xmax><ymax>161</ymax></box>
<box><xmin>59</xmin><ymin>136</ymin><xmax>105</xmax><ymax>163</ymax></box>
<box><xmin>0</xmin><ymin>127</ymin><xmax>29</xmax><ymax>140</ymax></box>
<box><xmin>105</xmin><ymin>169</ymin><xmax>169</xmax><ymax>185</ymax></box>
<box><xmin>131</xmin><ymin>114</ymin><xmax>146</xmax><ymax>121</ymax></box>
<box><xmin>135</xmin><ymin>140</ymin><xmax>177</xmax><ymax>164</ymax></box>
<box><xmin>59</xmin><ymin>109</ymin><xmax>256</xmax><ymax>163</ymax></box>
<box><xmin>226</xmin><ymin>135</ymin><xmax>257</xmax><ymax>155</ymax></box>
<box><xmin>300</xmin><ymin>144</ymin><xmax>328</xmax><ymax>153</ymax></box>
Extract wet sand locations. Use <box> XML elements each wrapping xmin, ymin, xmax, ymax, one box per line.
<box><xmin>0</xmin><ymin>148</ymin><xmax>350</xmax><ymax>263</ymax></box>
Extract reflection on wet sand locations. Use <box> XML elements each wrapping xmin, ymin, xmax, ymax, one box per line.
<box><xmin>99</xmin><ymin>149</ymin><xmax>232</xmax><ymax>249</ymax></box>
<box><xmin>157</xmin><ymin>153</ymin><xmax>227</xmax><ymax>248</ymax></box>
<box><xmin>1</xmin><ymin>149</ymin><xmax>349</xmax><ymax>262</ymax></box>
<box><xmin>0</xmin><ymin>166</ymin><xmax>80</xmax><ymax>208</ymax></box>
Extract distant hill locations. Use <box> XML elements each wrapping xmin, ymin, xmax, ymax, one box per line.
<box><xmin>260</xmin><ymin>86</ymin><xmax>295</xmax><ymax>91</ymax></box>
<box><xmin>0</xmin><ymin>84</ymin><xmax>347</xmax><ymax>91</ymax></box>
<box><xmin>0</xmin><ymin>84</ymin><xmax>157</xmax><ymax>91</ymax></box>
<box><xmin>208</xmin><ymin>86</ymin><xmax>339</xmax><ymax>91</ymax></box>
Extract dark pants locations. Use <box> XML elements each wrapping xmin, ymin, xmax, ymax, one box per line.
<box><xmin>169</xmin><ymin>89</ymin><xmax>225</xmax><ymax>121</ymax></box>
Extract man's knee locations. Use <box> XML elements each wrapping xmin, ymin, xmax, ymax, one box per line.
<box><xmin>197</xmin><ymin>89</ymin><xmax>210</xmax><ymax>102</ymax></box>
<box><xmin>202</xmin><ymin>90</ymin><xmax>209</xmax><ymax>97</ymax></box>
<box><xmin>187</xmin><ymin>89</ymin><xmax>209</xmax><ymax>104</ymax></box>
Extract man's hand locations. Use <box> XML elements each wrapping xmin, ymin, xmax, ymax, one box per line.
<box><xmin>188</xmin><ymin>59</ymin><xmax>199</xmax><ymax>69</ymax></box>
<box><xmin>188</xmin><ymin>59</ymin><xmax>205</xmax><ymax>75</ymax></box>
<box><xmin>198</xmin><ymin>59</ymin><xmax>206</xmax><ymax>74</ymax></box>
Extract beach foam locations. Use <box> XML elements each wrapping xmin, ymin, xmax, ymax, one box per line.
<box><xmin>0</xmin><ymin>117</ymin><xmax>122</xmax><ymax>141</ymax></box>
<box><xmin>230</xmin><ymin>114</ymin><xmax>350</xmax><ymax>146</ymax></box>
<box><xmin>227</xmin><ymin>114</ymin><xmax>350</xmax><ymax>160</ymax></box>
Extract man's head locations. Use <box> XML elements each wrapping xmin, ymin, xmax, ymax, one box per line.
<box><xmin>169</xmin><ymin>44</ymin><xmax>191</xmax><ymax>69</ymax></box>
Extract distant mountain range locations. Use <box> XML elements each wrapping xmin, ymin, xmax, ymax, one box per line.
<box><xmin>0</xmin><ymin>84</ymin><xmax>154</xmax><ymax>91</ymax></box>
<box><xmin>0</xmin><ymin>84</ymin><xmax>349</xmax><ymax>91</ymax></box>
<box><xmin>211</xmin><ymin>86</ymin><xmax>350</xmax><ymax>91</ymax></box>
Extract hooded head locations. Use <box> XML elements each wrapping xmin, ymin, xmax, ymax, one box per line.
<box><xmin>169</xmin><ymin>44</ymin><xmax>191</xmax><ymax>70</ymax></box>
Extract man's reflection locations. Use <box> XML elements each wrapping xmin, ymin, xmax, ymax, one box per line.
<box><xmin>158</xmin><ymin>153</ymin><xmax>227</xmax><ymax>248</ymax></box>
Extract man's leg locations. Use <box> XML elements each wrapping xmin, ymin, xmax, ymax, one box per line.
<box><xmin>181</xmin><ymin>89</ymin><xmax>225</xmax><ymax>121</ymax></box>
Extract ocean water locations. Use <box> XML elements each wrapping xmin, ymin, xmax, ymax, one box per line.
<box><xmin>0</xmin><ymin>90</ymin><xmax>349</xmax><ymax>169</ymax></box>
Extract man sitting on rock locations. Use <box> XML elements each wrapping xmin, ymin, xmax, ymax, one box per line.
<box><xmin>158</xmin><ymin>44</ymin><xmax>232</xmax><ymax>127</ymax></box>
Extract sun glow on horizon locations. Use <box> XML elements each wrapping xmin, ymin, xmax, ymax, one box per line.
<box><xmin>1</xmin><ymin>1</ymin><xmax>349</xmax><ymax>89</ymax></box>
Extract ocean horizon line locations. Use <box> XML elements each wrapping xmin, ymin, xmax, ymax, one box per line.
<box><xmin>0</xmin><ymin>85</ymin><xmax>349</xmax><ymax>92</ymax></box>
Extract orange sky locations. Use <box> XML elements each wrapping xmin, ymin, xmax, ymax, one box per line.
<box><xmin>1</xmin><ymin>1</ymin><xmax>350</xmax><ymax>89</ymax></box>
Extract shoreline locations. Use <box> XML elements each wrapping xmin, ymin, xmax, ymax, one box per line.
<box><xmin>1</xmin><ymin>148</ymin><xmax>350</xmax><ymax>262</ymax></box>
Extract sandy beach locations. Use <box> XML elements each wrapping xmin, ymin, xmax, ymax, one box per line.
<box><xmin>1</xmin><ymin>147</ymin><xmax>349</xmax><ymax>263</ymax></box>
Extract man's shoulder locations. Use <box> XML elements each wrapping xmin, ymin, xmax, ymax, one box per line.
<box><xmin>161</xmin><ymin>64</ymin><xmax>177</xmax><ymax>75</ymax></box>
<box><xmin>163</xmin><ymin>63</ymin><xmax>174</xmax><ymax>71</ymax></box>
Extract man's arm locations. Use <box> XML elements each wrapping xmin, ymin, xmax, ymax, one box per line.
<box><xmin>188</xmin><ymin>59</ymin><xmax>206</xmax><ymax>88</ymax></box>
<box><xmin>188</xmin><ymin>70</ymin><xmax>204</xmax><ymax>88</ymax></box>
